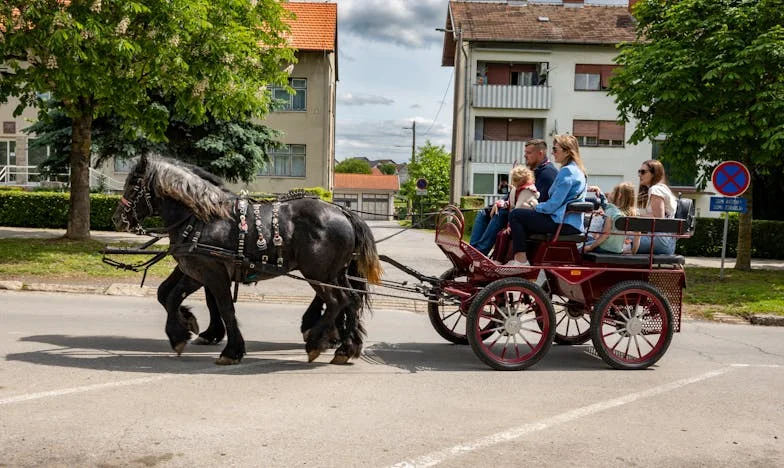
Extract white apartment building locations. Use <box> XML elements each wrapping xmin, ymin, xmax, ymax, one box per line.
<box><xmin>441</xmin><ymin>0</ymin><xmax>711</xmax><ymax>217</ymax></box>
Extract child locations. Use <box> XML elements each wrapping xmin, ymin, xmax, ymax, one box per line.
<box><xmin>489</xmin><ymin>165</ymin><xmax>539</xmax><ymax>262</ymax></box>
<box><xmin>584</xmin><ymin>182</ymin><xmax>637</xmax><ymax>254</ymax></box>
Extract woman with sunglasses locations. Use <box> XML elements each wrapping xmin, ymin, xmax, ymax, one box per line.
<box><xmin>505</xmin><ymin>134</ymin><xmax>587</xmax><ymax>268</ymax></box>
<box><xmin>636</xmin><ymin>159</ymin><xmax>678</xmax><ymax>254</ymax></box>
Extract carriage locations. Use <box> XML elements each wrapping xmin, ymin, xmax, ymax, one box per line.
<box><xmin>104</xmin><ymin>156</ymin><xmax>695</xmax><ymax>371</ymax></box>
<box><xmin>420</xmin><ymin>199</ymin><xmax>696</xmax><ymax>371</ymax></box>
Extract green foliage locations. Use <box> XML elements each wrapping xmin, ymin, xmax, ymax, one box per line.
<box><xmin>460</xmin><ymin>196</ymin><xmax>486</xmax><ymax>236</ymax></box>
<box><xmin>401</xmin><ymin>141</ymin><xmax>451</xmax><ymax>203</ymax></box>
<box><xmin>335</xmin><ymin>158</ymin><xmax>372</xmax><ymax>174</ymax></box>
<box><xmin>0</xmin><ymin>191</ymin><xmax>120</xmax><ymax>230</ymax></box>
<box><xmin>676</xmin><ymin>217</ymin><xmax>784</xmax><ymax>259</ymax></box>
<box><xmin>377</xmin><ymin>163</ymin><xmax>397</xmax><ymax>175</ymax></box>
<box><xmin>611</xmin><ymin>0</ymin><xmax>784</xmax><ymax>187</ymax></box>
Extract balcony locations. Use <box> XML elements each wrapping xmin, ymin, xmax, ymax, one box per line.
<box><xmin>472</xmin><ymin>84</ymin><xmax>552</xmax><ymax>110</ymax></box>
<box><xmin>471</xmin><ymin>140</ymin><xmax>527</xmax><ymax>165</ymax></box>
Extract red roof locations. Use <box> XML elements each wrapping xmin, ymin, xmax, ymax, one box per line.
<box><xmin>283</xmin><ymin>2</ymin><xmax>337</xmax><ymax>52</ymax></box>
<box><xmin>334</xmin><ymin>173</ymin><xmax>400</xmax><ymax>191</ymax></box>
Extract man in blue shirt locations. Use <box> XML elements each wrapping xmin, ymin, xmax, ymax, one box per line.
<box><xmin>469</xmin><ymin>139</ymin><xmax>557</xmax><ymax>254</ymax></box>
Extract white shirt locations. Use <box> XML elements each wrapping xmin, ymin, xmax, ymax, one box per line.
<box><xmin>645</xmin><ymin>183</ymin><xmax>677</xmax><ymax>218</ymax></box>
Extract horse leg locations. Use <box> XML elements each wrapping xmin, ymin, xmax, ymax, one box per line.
<box><xmin>157</xmin><ymin>267</ymin><xmax>200</xmax><ymax>335</ymax></box>
<box><xmin>192</xmin><ymin>286</ymin><xmax>226</xmax><ymax>345</ymax></box>
<box><xmin>300</xmin><ymin>296</ymin><xmax>325</xmax><ymax>342</ymax></box>
<box><xmin>160</xmin><ymin>270</ymin><xmax>203</xmax><ymax>355</ymax></box>
<box><xmin>305</xmin><ymin>286</ymin><xmax>347</xmax><ymax>363</ymax></box>
<box><xmin>202</xmin><ymin>273</ymin><xmax>245</xmax><ymax>365</ymax></box>
<box><xmin>331</xmin><ymin>274</ymin><xmax>365</xmax><ymax>364</ymax></box>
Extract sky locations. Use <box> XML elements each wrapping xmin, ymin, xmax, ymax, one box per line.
<box><xmin>310</xmin><ymin>0</ymin><xmax>627</xmax><ymax>164</ymax></box>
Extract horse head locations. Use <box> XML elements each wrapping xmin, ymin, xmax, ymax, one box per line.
<box><xmin>112</xmin><ymin>155</ymin><xmax>155</xmax><ymax>234</ymax></box>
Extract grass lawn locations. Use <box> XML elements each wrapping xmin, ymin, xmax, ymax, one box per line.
<box><xmin>1</xmin><ymin>238</ymin><xmax>782</xmax><ymax>319</ymax></box>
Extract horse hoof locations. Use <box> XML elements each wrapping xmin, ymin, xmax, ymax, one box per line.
<box><xmin>215</xmin><ymin>356</ymin><xmax>240</xmax><ymax>365</ymax></box>
<box><xmin>330</xmin><ymin>354</ymin><xmax>350</xmax><ymax>365</ymax></box>
<box><xmin>307</xmin><ymin>350</ymin><xmax>321</xmax><ymax>362</ymax></box>
<box><xmin>191</xmin><ymin>336</ymin><xmax>211</xmax><ymax>346</ymax></box>
<box><xmin>173</xmin><ymin>342</ymin><xmax>187</xmax><ymax>356</ymax></box>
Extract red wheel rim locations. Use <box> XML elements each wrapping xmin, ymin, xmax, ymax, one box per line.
<box><xmin>474</xmin><ymin>287</ymin><xmax>551</xmax><ymax>364</ymax></box>
<box><xmin>597</xmin><ymin>287</ymin><xmax>669</xmax><ymax>365</ymax></box>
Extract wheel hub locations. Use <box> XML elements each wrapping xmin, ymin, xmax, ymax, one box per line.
<box><xmin>626</xmin><ymin>317</ymin><xmax>643</xmax><ymax>336</ymax></box>
<box><xmin>504</xmin><ymin>316</ymin><xmax>523</xmax><ymax>335</ymax></box>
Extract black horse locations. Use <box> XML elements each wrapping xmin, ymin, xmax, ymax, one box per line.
<box><xmin>112</xmin><ymin>155</ymin><xmax>382</xmax><ymax>365</ymax></box>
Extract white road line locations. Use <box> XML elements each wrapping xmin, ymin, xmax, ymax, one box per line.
<box><xmin>0</xmin><ymin>358</ymin><xmax>278</xmax><ymax>406</ymax></box>
<box><xmin>389</xmin><ymin>367</ymin><xmax>733</xmax><ymax>468</ymax></box>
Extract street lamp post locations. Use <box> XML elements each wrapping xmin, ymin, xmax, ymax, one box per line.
<box><xmin>403</xmin><ymin>120</ymin><xmax>416</xmax><ymax>162</ymax></box>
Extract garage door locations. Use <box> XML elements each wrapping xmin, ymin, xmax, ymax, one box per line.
<box><xmin>361</xmin><ymin>194</ymin><xmax>389</xmax><ymax>220</ymax></box>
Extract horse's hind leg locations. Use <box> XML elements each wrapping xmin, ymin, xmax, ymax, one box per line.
<box><xmin>192</xmin><ymin>287</ymin><xmax>226</xmax><ymax>345</ymax></box>
<box><xmin>159</xmin><ymin>269</ymin><xmax>203</xmax><ymax>355</ymax></box>
<box><xmin>201</xmin><ymin>273</ymin><xmax>245</xmax><ymax>365</ymax></box>
<box><xmin>300</xmin><ymin>296</ymin><xmax>325</xmax><ymax>342</ymax></box>
<box><xmin>305</xmin><ymin>286</ymin><xmax>349</xmax><ymax>363</ymax></box>
<box><xmin>332</xmin><ymin>276</ymin><xmax>365</xmax><ymax>364</ymax></box>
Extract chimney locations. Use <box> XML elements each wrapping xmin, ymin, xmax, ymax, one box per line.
<box><xmin>563</xmin><ymin>0</ymin><xmax>584</xmax><ymax>8</ymax></box>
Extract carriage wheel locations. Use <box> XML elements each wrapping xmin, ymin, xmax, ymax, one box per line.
<box><xmin>590</xmin><ymin>281</ymin><xmax>674</xmax><ymax>370</ymax></box>
<box><xmin>427</xmin><ymin>268</ymin><xmax>479</xmax><ymax>345</ymax></box>
<box><xmin>552</xmin><ymin>295</ymin><xmax>591</xmax><ymax>345</ymax></box>
<box><xmin>467</xmin><ymin>278</ymin><xmax>555</xmax><ymax>371</ymax></box>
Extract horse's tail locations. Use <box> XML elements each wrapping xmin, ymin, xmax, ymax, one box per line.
<box><xmin>341</xmin><ymin>207</ymin><xmax>383</xmax><ymax>286</ymax></box>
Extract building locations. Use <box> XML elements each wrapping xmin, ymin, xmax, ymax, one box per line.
<box><xmin>333</xmin><ymin>173</ymin><xmax>400</xmax><ymax>220</ymax></box>
<box><xmin>441</xmin><ymin>0</ymin><xmax>710</xmax><ymax>217</ymax></box>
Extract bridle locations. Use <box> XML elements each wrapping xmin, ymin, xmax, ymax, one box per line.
<box><xmin>117</xmin><ymin>176</ymin><xmax>154</xmax><ymax>235</ymax></box>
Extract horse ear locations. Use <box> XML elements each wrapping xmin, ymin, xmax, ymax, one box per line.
<box><xmin>136</xmin><ymin>154</ymin><xmax>148</xmax><ymax>173</ymax></box>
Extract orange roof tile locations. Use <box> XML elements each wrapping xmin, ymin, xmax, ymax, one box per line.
<box><xmin>334</xmin><ymin>173</ymin><xmax>400</xmax><ymax>191</ymax></box>
<box><xmin>283</xmin><ymin>2</ymin><xmax>337</xmax><ymax>51</ymax></box>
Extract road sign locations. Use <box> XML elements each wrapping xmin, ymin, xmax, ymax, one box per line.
<box><xmin>710</xmin><ymin>196</ymin><xmax>747</xmax><ymax>213</ymax></box>
<box><xmin>712</xmin><ymin>161</ymin><xmax>750</xmax><ymax>197</ymax></box>
<box><xmin>415</xmin><ymin>178</ymin><xmax>428</xmax><ymax>190</ymax></box>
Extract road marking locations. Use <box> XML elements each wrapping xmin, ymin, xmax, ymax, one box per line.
<box><xmin>389</xmin><ymin>367</ymin><xmax>733</xmax><ymax>468</ymax></box>
<box><xmin>0</xmin><ymin>358</ymin><xmax>279</xmax><ymax>406</ymax></box>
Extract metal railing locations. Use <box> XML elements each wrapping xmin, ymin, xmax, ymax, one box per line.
<box><xmin>0</xmin><ymin>165</ymin><xmax>125</xmax><ymax>192</ymax></box>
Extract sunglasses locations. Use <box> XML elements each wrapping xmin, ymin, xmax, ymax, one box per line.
<box><xmin>638</xmin><ymin>169</ymin><xmax>650</xmax><ymax>175</ymax></box>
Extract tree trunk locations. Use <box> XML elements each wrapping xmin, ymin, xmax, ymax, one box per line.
<box><xmin>65</xmin><ymin>99</ymin><xmax>94</xmax><ymax>240</ymax></box>
<box><xmin>735</xmin><ymin>164</ymin><xmax>753</xmax><ymax>271</ymax></box>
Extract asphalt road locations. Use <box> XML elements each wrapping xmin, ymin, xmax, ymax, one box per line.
<box><xmin>1</xmin><ymin>291</ymin><xmax>783</xmax><ymax>467</ymax></box>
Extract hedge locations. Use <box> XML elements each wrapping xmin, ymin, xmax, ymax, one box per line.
<box><xmin>676</xmin><ymin>217</ymin><xmax>784</xmax><ymax>259</ymax></box>
<box><xmin>0</xmin><ymin>187</ymin><xmax>333</xmax><ymax>232</ymax></box>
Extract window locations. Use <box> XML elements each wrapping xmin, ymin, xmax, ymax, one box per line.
<box><xmin>573</xmin><ymin>120</ymin><xmax>625</xmax><ymax>147</ymax></box>
<box><xmin>3</xmin><ymin>122</ymin><xmax>15</xmax><ymax>134</ymax></box>
<box><xmin>574</xmin><ymin>64</ymin><xmax>620</xmax><ymax>91</ymax></box>
<box><xmin>271</xmin><ymin>78</ymin><xmax>307</xmax><ymax>111</ymax></box>
<box><xmin>114</xmin><ymin>157</ymin><xmax>138</xmax><ymax>173</ymax></box>
<box><xmin>479</xmin><ymin>118</ymin><xmax>533</xmax><ymax>141</ymax></box>
<box><xmin>258</xmin><ymin>144</ymin><xmax>306</xmax><ymax>177</ymax></box>
<box><xmin>481</xmin><ymin>63</ymin><xmax>539</xmax><ymax>86</ymax></box>
<box><xmin>472</xmin><ymin>173</ymin><xmax>494</xmax><ymax>195</ymax></box>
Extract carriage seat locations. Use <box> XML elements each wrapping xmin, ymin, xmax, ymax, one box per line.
<box><xmin>582</xmin><ymin>252</ymin><xmax>685</xmax><ymax>266</ymax></box>
<box><xmin>528</xmin><ymin>201</ymin><xmax>593</xmax><ymax>243</ymax></box>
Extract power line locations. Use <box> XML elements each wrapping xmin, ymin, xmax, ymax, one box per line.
<box><xmin>422</xmin><ymin>68</ymin><xmax>454</xmax><ymax>138</ymax></box>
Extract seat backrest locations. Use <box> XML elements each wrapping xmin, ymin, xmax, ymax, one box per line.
<box><xmin>674</xmin><ymin>197</ymin><xmax>696</xmax><ymax>234</ymax></box>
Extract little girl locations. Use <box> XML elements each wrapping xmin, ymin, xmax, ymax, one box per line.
<box><xmin>584</xmin><ymin>182</ymin><xmax>637</xmax><ymax>254</ymax></box>
<box><xmin>507</xmin><ymin>165</ymin><xmax>539</xmax><ymax>211</ymax></box>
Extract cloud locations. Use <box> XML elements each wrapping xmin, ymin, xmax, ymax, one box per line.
<box><xmin>338</xmin><ymin>92</ymin><xmax>395</xmax><ymax>106</ymax></box>
<box><xmin>336</xmin><ymin>117</ymin><xmax>452</xmax><ymax>163</ymax></box>
<box><xmin>338</xmin><ymin>0</ymin><xmax>446</xmax><ymax>49</ymax></box>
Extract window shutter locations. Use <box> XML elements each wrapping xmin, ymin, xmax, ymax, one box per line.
<box><xmin>510</xmin><ymin>64</ymin><xmax>536</xmax><ymax>73</ymax></box>
<box><xmin>600</xmin><ymin>65</ymin><xmax>621</xmax><ymax>89</ymax></box>
<box><xmin>598</xmin><ymin>121</ymin><xmax>625</xmax><ymax>141</ymax></box>
<box><xmin>483</xmin><ymin>118</ymin><xmax>508</xmax><ymax>141</ymax></box>
<box><xmin>486</xmin><ymin>63</ymin><xmax>510</xmax><ymax>85</ymax></box>
<box><xmin>575</xmin><ymin>64</ymin><xmax>602</xmax><ymax>74</ymax></box>
<box><xmin>508</xmin><ymin>119</ymin><xmax>534</xmax><ymax>141</ymax></box>
<box><xmin>573</xmin><ymin>120</ymin><xmax>598</xmax><ymax>137</ymax></box>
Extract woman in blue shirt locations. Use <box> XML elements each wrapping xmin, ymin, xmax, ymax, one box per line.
<box><xmin>506</xmin><ymin>134</ymin><xmax>587</xmax><ymax>267</ymax></box>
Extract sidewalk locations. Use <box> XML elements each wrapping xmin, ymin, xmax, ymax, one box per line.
<box><xmin>1</xmin><ymin>224</ymin><xmax>783</xmax><ymax>319</ymax></box>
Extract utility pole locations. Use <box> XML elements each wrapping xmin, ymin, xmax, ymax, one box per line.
<box><xmin>403</xmin><ymin>120</ymin><xmax>416</xmax><ymax>162</ymax></box>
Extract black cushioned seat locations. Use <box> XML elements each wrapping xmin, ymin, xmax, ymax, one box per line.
<box><xmin>582</xmin><ymin>252</ymin><xmax>685</xmax><ymax>266</ymax></box>
<box><xmin>529</xmin><ymin>233</ymin><xmax>587</xmax><ymax>242</ymax></box>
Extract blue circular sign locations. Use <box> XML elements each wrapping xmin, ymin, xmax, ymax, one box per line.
<box><xmin>712</xmin><ymin>161</ymin><xmax>750</xmax><ymax>197</ymax></box>
<box><xmin>416</xmin><ymin>178</ymin><xmax>428</xmax><ymax>190</ymax></box>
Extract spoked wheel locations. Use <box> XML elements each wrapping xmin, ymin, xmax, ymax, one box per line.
<box><xmin>467</xmin><ymin>278</ymin><xmax>555</xmax><ymax>371</ymax></box>
<box><xmin>428</xmin><ymin>268</ymin><xmax>472</xmax><ymax>345</ymax></box>
<box><xmin>551</xmin><ymin>295</ymin><xmax>591</xmax><ymax>345</ymax></box>
<box><xmin>591</xmin><ymin>281</ymin><xmax>674</xmax><ymax>370</ymax></box>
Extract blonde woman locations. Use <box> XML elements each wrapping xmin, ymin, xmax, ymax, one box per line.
<box><xmin>506</xmin><ymin>134</ymin><xmax>587</xmax><ymax>268</ymax></box>
<box><xmin>636</xmin><ymin>159</ymin><xmax>677</xmax><ymax>254</ymax></box>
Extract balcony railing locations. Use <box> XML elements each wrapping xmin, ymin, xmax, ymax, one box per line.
<box><xmin>472</xmin><ymin>84</ymin><xmax>552</xmax><ymax>109</ymax></box>
<box><xmin>471</xmin><ymin>140</ymin><xmax>527</xmax><ymax>165</ymax></box>
<box><xmin>0</xmin><ymin>165</ymin><xmax>124</xmax><ymax>191</ymax></box>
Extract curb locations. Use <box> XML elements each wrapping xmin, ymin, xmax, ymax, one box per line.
<box><xmin>0</xmin><ymin>281</ymin><xmax>429</xmax><ymax>314</ymax></box>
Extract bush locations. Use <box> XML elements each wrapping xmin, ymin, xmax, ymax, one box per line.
<box><xmin>460</xmin><ymin>196</ymin><xmax>486</xmax><ymax>236</ymax></box>
<box><xmin>676</xmin><ymin>217</ymin><xmax>784</xmax><ymax>259</ymax></box>
<box><xmin>0</xmin><ymin>191</ymin><xmax>123</xmax><ymax>230</ymax></box>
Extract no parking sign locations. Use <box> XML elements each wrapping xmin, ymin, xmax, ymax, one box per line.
<box><xmin>712</xmin><ymin>161</ymin><xmax>750</xmax><ymax>197</ymax></box>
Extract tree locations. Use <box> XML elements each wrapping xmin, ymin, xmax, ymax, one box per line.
<box><xmin>335</xmin><ymin>158</ymin><xmax>372</xmax><ymax>174</ymax></box>
<box><xmin>26</xmin><ymin>99</ymin><xmax>283</xmax><ymax>183</ymax></box>
<box><xmin>610</xmin><ymin>0</ymin><xmax>784</xmax><ymax>270</ymax></box>
<box><xmin>377</xmin><ymin>162</ymin><xmax>397</xmax><ymax>175</ymax></box>
<box><xmin>0</xmin><ymin>0</ymin><xmax>293</xmax><ymax>239</ymax></box>
<box><xmin>401</xmin><ymin>141</ymin><xmax>451</xmax><ymax>206</ymax></box>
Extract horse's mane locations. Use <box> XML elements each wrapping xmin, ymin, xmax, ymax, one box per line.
<box><xmin>146</xmin><ymin>157</ymin><xmax>231</xmax><ymax>221</ymax></box>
